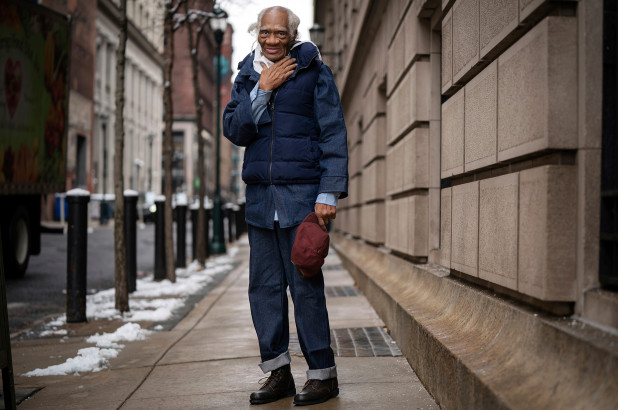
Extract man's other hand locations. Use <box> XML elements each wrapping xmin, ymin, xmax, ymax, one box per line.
<box><xmin>314</xmin><ymin>203</ymin><xmax>336</xmax><ymax>232</ymax></box>
<box><xmin>259</xmin><ymin>57</ymin><xmax>297</xmax><ymax>91</ymax></box>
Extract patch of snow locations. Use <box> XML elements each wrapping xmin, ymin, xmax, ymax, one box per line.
<box><xmin>48</xmin><ymin>315</ymin><xmax>66</xmax><ymax>327</ymax></box>
<box><xmin>86</xmin><ymin>323</ymin><xmax>150</xmax><ymax>349</ymax></box>
<box><xmin>23</xmin><ymin>347</ymin><xmax>119</xmax><ymax>377</ymax></box>
<box><xmin>66</xmin><ymin>188</ymin><xmax>90</xmax><ymax>197</ymax></box>
<box><xmin>40</xmin><ymin>329</ymin><xmax>68</xmax><ymax>337</ymax></box>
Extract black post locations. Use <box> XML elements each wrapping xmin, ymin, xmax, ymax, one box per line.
<box><xmin>176</xmin><ymin>203</ymin><xmax>187</xmax><ymax>268</ymax></box>
<box><xmin>206</xmin><ymin>206</ymin><xmax>212</xmax><ymax>259</ymax></box>
<box><xmin>154</xmin><ymin>196</ymin><xmax>166</xmax><ymax>280</ymax></box>
<box><xmin>224</xmin><ymin>204</ymin><xmax>234</xmax><ymax>243</ymax></box>
<box><xmin>234</xmin><ymin>204</ymin><xmax>242</xmax><ymax>240</ymax></box>
<box><xmin>66</xmin><ymin>189</ymin><xmax>90</xmax><ymax>323</ymax></box>
<box><xmin>100</xmin><ymin>117</ymin><xmax>109</xmax><ymax>225</ymax></box>
<box><xmin>211</xmin><ymin>25</ymin><xmax>226</xmax><ymax>254</ymax></box>
<box><xmin>124</xmin><ymin>191</ymin><xmax>138</xmax><ymax>292</ymax></box>
<box><xmin>191</xmin><ymin>205</ymin><xmax>198</xmax><ymax>261</ymax></box>
<box><xmin>0</xmin><ymin>234</ymin><xmax>16</xmax><ymax>410</ymax></box>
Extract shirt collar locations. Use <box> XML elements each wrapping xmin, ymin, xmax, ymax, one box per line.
<box><xmin>252</xmin><ymin>41</ymin><xmax>322</xmax><ymax>74</ymax></box>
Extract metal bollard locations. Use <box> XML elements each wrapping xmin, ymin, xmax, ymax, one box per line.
<box><xmin>224</xmin><ymin>204</ymin><xmax>234</xmax><ymax>243</ymax></box>
<box><xmin>176</xmin><ymin>202</ymin><xmax>187</xmax><ymax>268</ymax></box>
<box><xmin>233</xmin><ymin>204</ymin><xmax>241</xmax><ymax>240</ymax></box>
<box><xmin>124</xmin><ymin>190</ymin><xmax>138</xmax><ymax>292</ymax></box>
<box><xmin>154</xmin><ymin>195</ymin><xmax>166</xmax><ymax>280</ymax></box>
<box><xmin>190</xmin><ymin>205</ymin><xmax>198</xmax><ymax>261</ymax></box>
<box><xmin>206</xmin><ymin>206</ymin><xmax>212</xmax><ymax>258</ymax></box>
<box><xmin>66</xmin><ymin>189</ymin><xmax>90</xmax><ymax>323</ymax></box>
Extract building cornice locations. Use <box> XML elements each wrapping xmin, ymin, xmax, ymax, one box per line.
<box><xmin>338</xmin><ymin>0</ymin><xmax>387</xmax><ymax>105</ymax></box>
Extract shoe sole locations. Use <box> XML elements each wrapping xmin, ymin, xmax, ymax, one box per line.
<box><xmin>293</xmin><ymin>388</ymin><xmax>339</xmax><ymax>406</ymax></box>
<box><xmin>250</xmin><ymin>388</ymin><xmax>296</xmax><ymax>405</ymax></box>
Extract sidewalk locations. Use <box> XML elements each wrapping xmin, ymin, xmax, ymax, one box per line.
<box><xmin>9</xmin><ymin>239</ymin><xmax>438</xmax><ymax>409</ymax></box>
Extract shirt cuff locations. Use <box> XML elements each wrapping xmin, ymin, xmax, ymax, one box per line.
<box><xmin>250</xmin><ymin>83</ymin><xmax>271</xmax><ymax>124</ymax></box>
<box><xmin>315</xmin><ymin>192</ymin><xmax>339</xmax><ymax>207</ymax></box>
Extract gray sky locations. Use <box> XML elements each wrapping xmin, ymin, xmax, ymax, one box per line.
<box><xmin>218</xmin><ymin>0</ymin><xmax>314</xmax><ymax>80</ymax></box>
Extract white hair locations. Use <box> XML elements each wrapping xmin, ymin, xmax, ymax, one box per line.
<box><xmin>248</xmin><ymin>6</ymin><xmax>300</xmax><ymax>41</ymax></box>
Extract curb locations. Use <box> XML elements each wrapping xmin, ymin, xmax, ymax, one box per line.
<box><xmin>332</xmin><ymin>233</ymin><xmax>618</xmax><ymax>409</ymax></box>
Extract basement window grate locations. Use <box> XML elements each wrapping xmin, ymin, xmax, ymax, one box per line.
<box><xmin>324</xmin><ymin>286</ymin><xmax>361</xmax><ymax>297</ymax></box>
<box><xmin>290</xmin><ymin>327</ymin><xmax>402</xmax><ymax>357</ymax></box>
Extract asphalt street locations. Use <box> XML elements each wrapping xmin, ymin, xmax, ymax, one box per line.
<box><xmin>6</xmin><ymin>222</ymin><xmax>158</xmax><ymax>336</ymax></box>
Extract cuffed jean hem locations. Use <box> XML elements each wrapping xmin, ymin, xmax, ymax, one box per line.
<box><xmin>258</xmin><ymin>351</ymin><xmax>291</xmax><ymax>374</ymax></box>
<box><xmin>306</xmin><ymin>365</ymin><xmax>337</xmax><ymax>380</ymax></box>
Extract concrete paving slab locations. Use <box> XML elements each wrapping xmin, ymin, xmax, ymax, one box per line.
<box><xmin>193</xmin><ymin>315</ymin><xmax>255</xmax><ymax>332</ymax></box>
<box><xmin>112</xmin><ymin>330</ymin><xmax>184</xmax><ymax>369</ymax></box>
<box><xmin>122</xmin><ymin>391</ymin><xmax>295</xmax><ymax>410</ymax></box>
<box><xmin>158</xmin><ymin>328</ymin><xmax>260</xmax><ymax>365</ymax></box>
<box><xmin>171</xmin><ymin>260</ymin><xmax>250</xmax><ymax>332</ymax></box>
<box><xmin>323</xmin><ymin>271</ymin><xmax>357</xmax><ymax>288</ymax></box>
<box><xmin>16</xmin><ymin>367</ymin><xmax>150</xmax><ymax>409</ymax></box>
<box><xmin>326</xmin><ymin>296</ymin><xmax>385</xmax><ymax>329</ymax></box>
<box><xmin>285</xmin><ymin>295</ymin><xmax>383</xmax><ymax>331</ymax></box>
<box><xmin>124</xmin><ymin>356</ymin><xmax>436</xmax><ymax>409</ymax></box>
<box><xmin>12</xmin><ymin>338</ymin><xmax>92</xmax><ymax>377</ymax></box>
<box><xmin>127</xmin><ymin>357</ymin><xmax>263</xmax><ymax>400</ymax></box>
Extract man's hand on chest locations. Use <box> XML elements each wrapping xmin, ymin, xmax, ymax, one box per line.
<box><xmin>259</xmin><ymin>57</ymin><xmax>297</xmax><ymax>91</ymax></box>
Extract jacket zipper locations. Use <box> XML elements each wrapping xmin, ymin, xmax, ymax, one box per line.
<box><xmin>267</xmin><ymin>52</ymin><xmax>318</xmax><ymax>185</ymax></box>
<box><xmin>269</xmin><ymin>89</ymin><xmax>279</xmax><ymax>185</ymax></box>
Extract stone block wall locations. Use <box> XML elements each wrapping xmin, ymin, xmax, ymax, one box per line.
<box><xmin>317</xmin><ymin>1</ymin><xmax>616</xmax><ymax>406</ymax></box>
<box><xmin>437</xmin><ymin>0</ymin><xmax>581</xmax><ymax>304</ymax></box>
<box><xmin>320</xmin><ymin>0</ymin><xmax>605</xmax><ymax>320</ymax></box>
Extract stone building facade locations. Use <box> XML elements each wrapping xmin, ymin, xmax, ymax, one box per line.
<box><xmin>94</xmin><ymin>0</ymin><xmax>164</xmax><ymax>199</ymax></box>
<box><xmin>315</xmin><ymin>0</ymin><xmax>617</xmax><ymax>407</ymax></box>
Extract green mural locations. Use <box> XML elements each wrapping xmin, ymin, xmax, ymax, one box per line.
<box><xmin>0</xmin><ymin>0</ymin><xmax>70</xmax><ymax>191</ymax></box>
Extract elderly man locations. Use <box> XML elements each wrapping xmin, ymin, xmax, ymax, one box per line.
<box><xmin>223</xmin><ymin>6</ymin><xmax>348</xmax><ymax>407</ymax></box>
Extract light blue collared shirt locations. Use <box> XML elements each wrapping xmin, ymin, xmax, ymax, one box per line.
<box><xmin>250</xmin><ymin>83</ymin><xmax>339</xmax><ymax>221</ymax></box>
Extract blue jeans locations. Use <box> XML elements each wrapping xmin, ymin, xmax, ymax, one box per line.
<box><xmin>248</xmin><ymin>222</ymin><xmax>337</xmax><ymax>380</ymax></box>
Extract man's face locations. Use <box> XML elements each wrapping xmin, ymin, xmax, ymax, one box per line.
<box><xmin>258</xmin><ymin>9</ymin><xmax>293</xmax><ymax>62</ymax></box>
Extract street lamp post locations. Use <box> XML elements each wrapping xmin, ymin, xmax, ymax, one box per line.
<box><xmin>209</xmin><ymin>8</ymin><xmax>228</xmax><ymax>254</ymax></box>
<box><xmin>100</xmin><ymin>113</ymin><xmax>109</xmax><ymax>225</ymax></box>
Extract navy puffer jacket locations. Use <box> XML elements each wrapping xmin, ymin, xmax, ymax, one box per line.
<box><xmin>223</xmin><ymin>42</ymin><xmax>348</xmax><ymax>196</ymax></box>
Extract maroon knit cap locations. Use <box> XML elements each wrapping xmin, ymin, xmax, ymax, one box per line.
<box><xmin>291</xmin><ymin>212</ymin><xmax>330</xmax><ymax>278</ymax></box>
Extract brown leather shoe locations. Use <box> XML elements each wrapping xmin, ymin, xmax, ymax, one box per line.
<box><xmin>250</xmin><ymin>364</ymin><xmax>296</xmax><ymax>405</ymax></box>
<box><xmin>293</xmin><ymin>378</ymin><xmax>339</xmax><ymax>406</ymax></box>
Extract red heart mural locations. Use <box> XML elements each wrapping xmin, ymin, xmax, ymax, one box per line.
<box><xmin>4</xmin><ymin>58</ymin><xmax>22</xmax><ymax>119</ymax></box>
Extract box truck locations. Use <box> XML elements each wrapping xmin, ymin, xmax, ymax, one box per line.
<box><xmin>0</xmin><ymin>0</ymin><xmax>70</xmax><ymax>277</ymax></box>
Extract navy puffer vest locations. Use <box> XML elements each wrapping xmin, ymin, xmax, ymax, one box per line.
<box><xmin>239</xmin><ymin>43</ymin><xmax>322</xmax><ymax>185</ymax></box>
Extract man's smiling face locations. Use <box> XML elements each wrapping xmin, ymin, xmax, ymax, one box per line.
<box><xmin>258</xmin><ymin>8</ymin><xmax>293</xmax><ymax>62</ymax></box>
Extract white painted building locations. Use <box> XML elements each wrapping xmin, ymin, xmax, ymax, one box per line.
<box><xmin>94</xmin><ymin>0</ymin><xmax>164</xmax><ymax>199</ymax></box>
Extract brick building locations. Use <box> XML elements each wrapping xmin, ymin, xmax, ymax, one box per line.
<box><xmin>314</xmin><ymin>0</ymin><xmax>617</xmax><ymax>407</ymax></box>
<box><xmin>40</xmin><ymin>0</ymin><xmax>238</xmax><ymax>216</ymax></box>
<box><xmin>171</xmin><ymin>1</ymin><xmax>235</xmax><ymax>202</ymax></box>
<box><xmin>39</xmin><ymin>0</ymin><xmax>98</xmax><ymax>220</ymax></box>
